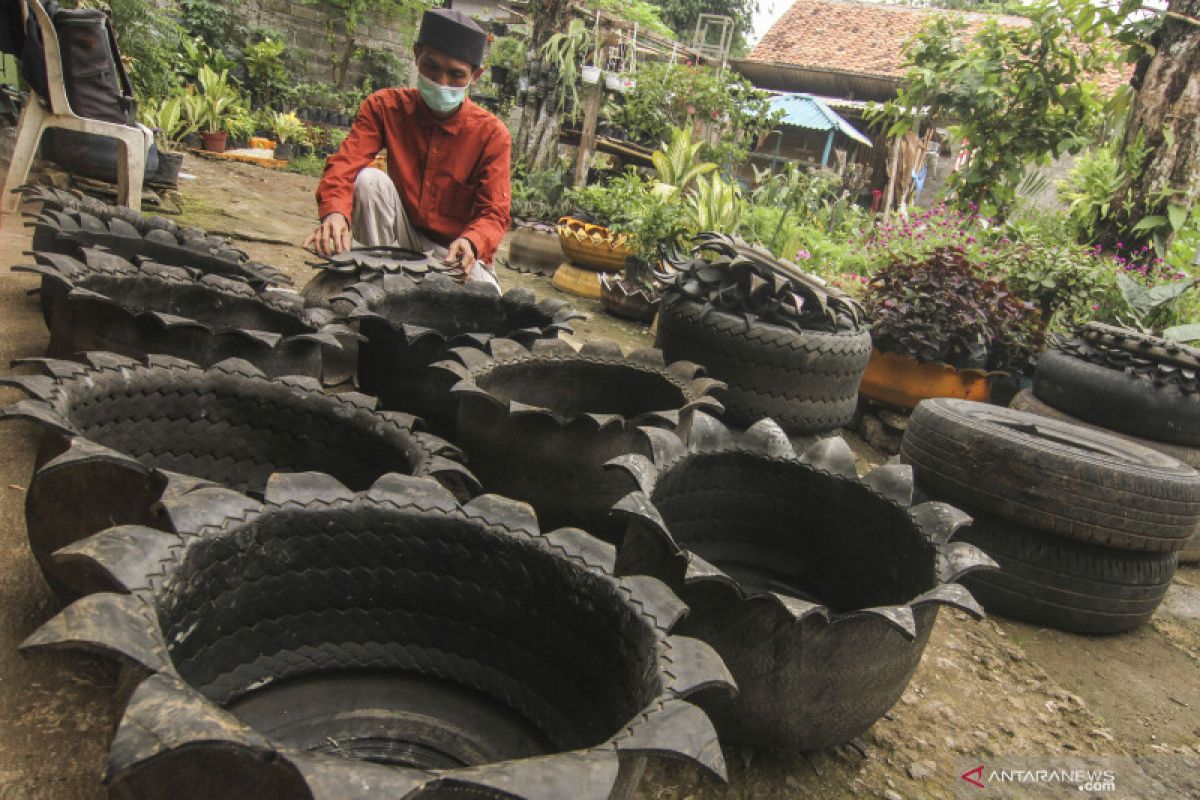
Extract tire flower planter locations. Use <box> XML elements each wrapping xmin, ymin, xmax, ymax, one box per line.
<box><xmin>301</xmin><ymin>246</ymin><xmax>446</xmax><ymax>310</ymax></box>
<box><xmin>600</xmin><ymin>274</ymin><xmax>660</xmax><ymax>323</ymax></box>
<box><xmin>606</xmin><ymin>413</ymin><xmax>993</xmax><ymax>751</ymax></box>
<box><xmin>437</xmin><ymin>338</ymin><xmax>724</xmax><ymax>541</ymax></box>
<box><xmin>552</xmin><ymin>262</ymin><xmax>605</xmax><ymax>299</ymax></box>
<box><xmin>857</xmin><ymin>349</ymin><xmax>996</xmax><ymax>410</ymax></box>
<box><xmin>25</xmin><ymin>203</ymin><xmax>290</xmax><ymax>287</ymax></box>
<box><xmin>504</xmin><ymin>223</ymin><xmax>564</xmax><ymax>276</ymax></box>
<box><xmin>16</xmin><ymin>249</ymin><xmax>347</xmax><ymax>379</ymax></box>
<box><xmin>341</xmin><ymin>271</ymin><xmax>580</xmax><ymax>433</ymax></box>
<box><xmin>1034</xmin><ymin>324</ymin><xmax>1200</xmax><ymax>447</ymax></box>
<box><xmin>655</xmin><ymin>233</ymin><xmax>871</xmax><ymax>434</ymax></box>
<box><xmin>0</xmin><ymin>353</ymin><xmax>476</xmax><ymax>593</ymax></box>
<box><xmin>22</xmin><ymin>472</ymin><xmax>733</xmax><ymax>799</ymax></box>
<box><xmin>557</xmin><ymin>216</ymin><xmax>634</xmax><ymax>272</ymax></box>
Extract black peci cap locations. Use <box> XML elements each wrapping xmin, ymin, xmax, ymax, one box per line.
<box><xmin>416</xmin><ymin>9</ymin><xmax>488</xmax><ymax>68</ymax></box>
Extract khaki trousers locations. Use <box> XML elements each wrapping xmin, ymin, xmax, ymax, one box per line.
<box><xmin>351</xmin><ymin>167</ymin><xmax>501</xmax><ymax>292</ymax></box>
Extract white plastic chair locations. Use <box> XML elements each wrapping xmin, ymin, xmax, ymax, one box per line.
<box><xmin>1</xmin><ymin>0</ymin><xmax>151</xmax><ymax>214</ymax></box>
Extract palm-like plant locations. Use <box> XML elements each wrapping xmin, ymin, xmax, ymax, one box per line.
<box><xmin>196</xmin><ymin>65</ymin><xmax>238</xmax><ymax>134</ymax></box>
<box><xmin>686</xmin><ymin>173</ymin><xmax>741</xmax><ymax>232</ymax></box>
<box><xmin>652</xmin><ymin>126</ymin><xmax>717</xmax><ymax>195</ymax></box>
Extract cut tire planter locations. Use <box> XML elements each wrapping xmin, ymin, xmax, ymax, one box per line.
<box><xmin>504</xmin><ymin>226</ymin><xmax>564</xmax><ymax>276</ymax></box>
<box><xmin>437</xmin><ymin>338</ymin><xmax>724</xmax><ymax>542</ymax></box>
<box><xmin>343</xmin><ymin>271</ymin><xmax>580</xmax><ymax>434</ymax></box>
<box><xmin>655</xmin><ymin>298</ymin><xmax>871</xmax><ymax>434</ymax></box>
<box><xmin>300</xmin><ymin>247</ymin><xmax>459</xmax><ymax>310</ymax></box>
<box><xmin>22</xmin><ymin>473</ymin><xmax>734</xmax><ymax>800</ymax></box>
<box><xmin>16</xmin><ymin>249</ymin><xmax>346</xmax><ymax>380</ymax></box>
<box><xmin>557</xmin><ymin>217</ymin><xmax>634</xmax><ymax>271</ymax></box>
<box><xmin>607</xmin><ymin>413</ymin><xmax>993</xmax><ymax>751</ymax></box>
<box><xmin>1034</xmin><ymin>339</ymin><xmax>1200</xmax><ymax>447</ymax></box>
<box><xmin>899</xmin><ymin>398</ymin><xmax>1200</xmax><ymax>552</ymax></box>
<box><xmin>858</xmin><ymin>349</ymin><xmax>996</xmax><ymax>410</ymax></box>
<box><xmin>952</xmin><ymin>508</ymin><xmax>1177</xmax><ymax>634</ymax></box>
<box><xmin>600</xmin><ymin>274</ymin><xmax>660</xmax><ymax>323</ymax></box>
<box><xmin>552</xmin><ymin>262</ymin><xmax>605</xmax><ymax>299</ymax></box>
<box><xmin>0</xmin><ymin>353</ymin><xmax>477</xmax><ymax>593</ymax></box>
<box><xmin>26</xmin><ymin>204</ymin><xmax>290</xmax><ymax>287</ymax></box>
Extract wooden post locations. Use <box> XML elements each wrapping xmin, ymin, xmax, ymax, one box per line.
<box><xmin>573</xmin><ymin>79</ymin><xmax>605</xmax><ymax>187</ymax></box>
<box><xmin>882</xmin><ymin>135</ymin><xmax>901</xmax><ymax>217</ymax></box>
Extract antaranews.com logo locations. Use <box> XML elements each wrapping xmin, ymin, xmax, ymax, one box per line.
<box><xmin>955</xmin><ymin>759</ymin><xmax>1117</xmax><ymax>797</ymax></box>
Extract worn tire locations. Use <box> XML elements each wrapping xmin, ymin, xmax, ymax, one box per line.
<box><xmin>1034</xmin><ymin>346</ymin><xmax>1200</xmax><ymax>447</ymax></box>
<box><xmin>1011</xmin><ymin>389</ymin><xmax>1200</xmax><ymax>469</ymax></box>
<box><xmin>956</xmin><ymin>508</ymin><xmax>1177</xmax><ymax>634</ymax></box>
<box><xmin>655</xmin><ymin>298</ymin><xmax>871</xmax><ymax>433</ymax></box>
<box><xmin>901</xmin><ymin>398</ymin><xmax>1200</xmax><ymax>552</ymax></box>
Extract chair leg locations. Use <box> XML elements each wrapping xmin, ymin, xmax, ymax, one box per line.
<box><xmin>115</xmin><ymin>134</ymin><xmax>146</xmax><ymax>211</ymax></box>
<box><xmin>1</xmin><ymin>100</ymin><xmax>49</xmax><ymax>215</ymax></box>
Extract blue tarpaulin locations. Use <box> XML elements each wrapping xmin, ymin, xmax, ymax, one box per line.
<box><xmin>768</xmin><ymin>93</ymin><xmax>873</xmax><ymax>147</ymax></box>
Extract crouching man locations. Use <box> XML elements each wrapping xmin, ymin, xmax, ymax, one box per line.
<box><xmin>303</xmin><ymin>8</ymin><xmax>510</xmax><ymax>291</ymax></box>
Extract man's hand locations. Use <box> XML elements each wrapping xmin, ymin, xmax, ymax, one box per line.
<box><xmin>303</xmin><ymin>213</ymin><xmax>351</xmax><ymax>257</ymax></box>
<box><xmin>443</xmin><ymin>237</ymin><xmax>476</xmax><ymax>282</ymax></box>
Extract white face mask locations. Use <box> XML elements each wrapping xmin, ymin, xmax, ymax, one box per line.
<box><xmin>417</xmin><ymin>73</ymin><xmax>468</xmax><ymax>114</ymax></box>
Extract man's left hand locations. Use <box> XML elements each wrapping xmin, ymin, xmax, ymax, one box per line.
<box><xmin>443</xmin><ymin>238</ymin><xmax>476</xmax><ymax>281</ymax></box>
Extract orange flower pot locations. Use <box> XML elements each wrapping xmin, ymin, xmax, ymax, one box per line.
<box><xmin>858</xmin><ymin>349</ymin><xmax>995</xmax><ymax>410</ymax></box>
<box><xmin>551</xmin><ymin>262</ymin><xmax>605</xmax><ymax>299</ymax></box>
<box><xmin>556</xmin><ymin>216</ymin><xmax>634</xmax><ymax>271</ymax></box>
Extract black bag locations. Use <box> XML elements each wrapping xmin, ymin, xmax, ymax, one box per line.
<box><xmin>37</xmin><ymin>5</ymin><xmax>160</xmax><ymax>183</ymax></box>
<box><xmin>1</xmin><ymin>0</ymin><xmax>25</xmax><ymax>58</ymax></box>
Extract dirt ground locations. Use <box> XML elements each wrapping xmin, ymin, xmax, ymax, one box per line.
<box><xmin>0</xmin><ymin>153</ymin><xmax>1197</xmax><ymax>799</ymax></box>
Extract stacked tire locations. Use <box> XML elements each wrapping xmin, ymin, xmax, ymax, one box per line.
<box><xmin>900</xmin><ymin>399</ymin><xmax>1200</xmax><ymax>634</ymax></box>
<box><xmin>1021</xmin><ymin>324</ymin><xmax>1200</xmax><ymax>562</ymax></box>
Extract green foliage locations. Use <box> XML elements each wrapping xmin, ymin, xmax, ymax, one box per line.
<box><xmin>540</xmin><ymin>18</ymin><xmax>594</xmax><ymax>119</ymax></box>
<box><xmin>244</xmin><ymin>35</ymin><xmax>288</xmax><ymax>107</ymax></box>
<box><xmin>178</xmin><ymin>0</ymin><xmax>238</xmax><ymax>47</ymax></box>
<box><xmin>488</xmin><ymin>36</ymin><xmax>527</xmax><ymax>71</ymax></box>
<box><xmin>195</xmin><ymin>65</ymin><xmax>240</xmax><ymax>133</ymax></box>
<box><xmin>266</xmin><ymin>110</ymin><xmax>309</xmax><ymax>145</ymax></box>
<box><xmin>1057</xmin><ymin>143</ymin><xmax>1124</xmax><ymax>240</ymax></box>
<box><xmin>605</xmin><ymin>62</ymin><xmax>778</xmax><ymax>167</ymax></box>
<box><xmin>992</xmin><ymin>237</ymin><xmax>1115</xmax><ymax>332</ymax></box>
<box><xmin>686</xmin><ymin>172</ymin><xmax>740</xmax><ymax>232</ymax></box>
<box><xmin>510</xmin><ymin>165</ymin><xmax>573</xmax><ymax>222</ymax></box>
<box><xmin>96</xmin><ymin>0</ymin><xmax>185</xmax><ymax>99</ymax></box>
<box><xmin>1114</xmin><ymin>271</ymin><xmax>1199</xmax><ymax>336</ymax></box>
<box><xmin>362</xmin><ymin>48</ymin><xmax>409</xmax><ymax>88</ymax></box>
<box><xmin>566</xmin><ymin>169</ymin><xmax>651</xmax><ymax>229</ymax></box>
<box><xmin>284</xmin><ymin>153</ymin><xmax>328</xmax><ymax>178</ymax></box>
<box><xmin>871</xmin><ymin>0</ymin><xmax>1109</xmax><ymax>217</ymax></box>
<box><xmin>651</xmin><ymin>127</ymin><xmax>716</xmax><ymax>194</ymax></box>
<box><xmin>647</xmin><ymin>0</ymin><xmax>757</xmax><ymax>54</ymax></box>
<box><xmin>179</xmin><ymin>35</ymin><xmax>237</xmax><ymax>85</ymax></box>
<box><xmin>138</xmin><ymin>96</ymin><xmax>192</xmax><ymax>147</ymax></box>
<box><xmin>590</xmin><ymin>0</ymin><xmax>674</xmax><ymax>39</ymax></box>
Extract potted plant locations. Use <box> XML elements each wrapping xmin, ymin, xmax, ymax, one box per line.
<box><xmin>267</xmin><ymin>110</ymin><xmax>308</xmax><ymax>160</ymax></box>
<box><xmin>860</xmin><ymin>246</ymin><xmax>1043</xmax><ymax>410</ymax></box>
<box><xmin>196</xmin><ymin>65</ymin><xmax>239</xmax><ymax>152</ymax></box>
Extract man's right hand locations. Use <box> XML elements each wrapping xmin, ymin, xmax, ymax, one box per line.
<box><xmin>303</xmin><ymin>212</ymin><xmax>351</xmax><ymax>256</ymax></box>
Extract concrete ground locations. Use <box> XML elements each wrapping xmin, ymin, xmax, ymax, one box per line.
<box><xmin>0</xmin><ymin>154</ymin><xmax>1196</xmax><ymax>799</ymax></box>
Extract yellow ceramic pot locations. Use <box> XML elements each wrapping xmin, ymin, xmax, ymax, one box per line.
<box><xmin>552</xmin><ymin>262</ymin><xmax>604</xmax><ymax>300</ymax></box>
<box><xmin>859</xmin><ymin>349</ymin><xmax>995</xmax><ymax>410</ymax></box>
<box><xmin>557</xmin><ymin>216</ymin><xmax>634</xmax><ymax>272</ymax></box>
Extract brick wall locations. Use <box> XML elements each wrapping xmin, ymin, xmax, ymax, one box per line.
<box><xmin>237</xmin><ymin>0</ymin><xmax>418</xmax><ymax>88</ymax></box>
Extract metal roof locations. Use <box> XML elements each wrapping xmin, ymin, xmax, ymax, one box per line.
<box><xmin>767</xmin><ymin>93</ymin><xmax>873</xmax><ymax>147</ymax></box>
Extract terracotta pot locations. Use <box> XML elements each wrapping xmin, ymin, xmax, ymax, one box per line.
<box><xmin>199</xmin><ymin>131</ymin><xmax>228</xmax><ymax>153</ymax></box>
<box><xmin>556</xmin><ymin>216</ymin><xmax>634</xmax><ymax>271</ymax></box>
<box><xmin>858</xmin><ymin>349</ymin><xmax>995</xmax><ymax>410</ymax></box>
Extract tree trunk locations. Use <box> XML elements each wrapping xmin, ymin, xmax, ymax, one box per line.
<box><xmin>1110</xmin><ymin>0</ymin><xmax>1200</xmax><ymax>247</ymax></box>
<box><xmin>513</xmin><ymin>0</ymin><xmax>573</xmax><ymax>167</ymax></box>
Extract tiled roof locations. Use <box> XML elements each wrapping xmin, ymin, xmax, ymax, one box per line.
<box><xmin>750</xmin><ymin>0</ymin><xmax>1026</xmax><ymax>79</ymax></box>
<box><xmin>748</xmin><ymin>0</ymin><xmax>1129</xmax><ymax>94</ymax></box>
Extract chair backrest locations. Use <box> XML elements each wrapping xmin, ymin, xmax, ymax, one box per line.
<box><xmin>25</xmin><ymin>0</ymin><xmax>73</xmax><ymax>116</ymax></box>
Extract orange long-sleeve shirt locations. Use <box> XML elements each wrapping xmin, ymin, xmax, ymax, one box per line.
<box><xmin>315</xmin><ymin>88</ymin><xmax>512</xmax><ymax>263</ymax></box>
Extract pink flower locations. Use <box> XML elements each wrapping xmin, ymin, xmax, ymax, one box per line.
<box><xmin>796</xmin><ymin>249</ymin><xmax>812</xmax><ymax>260</ymax></box>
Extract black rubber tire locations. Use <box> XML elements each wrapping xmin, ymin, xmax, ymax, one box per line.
<box><xmin>900</xmin><ymin>398</ymin><xmax>1200</xmax><ymax>552</ymax></box>
<box><xmin>1034</xmin><ymin>346</ymin><xmax>1200</xmax><ymax>447</ymax></box>
<box><xmin>955</xmin><ymin>508</ymin><xmax>1177</xmax><ymax>635</ymax></box>
<box><xmin>1010</xmin><ymin>389</ymin><xmax>1200</xmax><ymax>469</ymax></box>
<box><xmin>655</xmin><ymin>298</ymin><xmax>871</xmax><ymax>433</ymax></box>
<box><xmin>227</xmin><ymin>672</ymin><xmax>549</xmax><ymax>769</ymax></box>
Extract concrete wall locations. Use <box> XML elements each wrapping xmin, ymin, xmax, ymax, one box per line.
<box><xmin>236</xmin><ymin>0</ymin><xmax>418</xmax><ymax>87</ymax></box>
